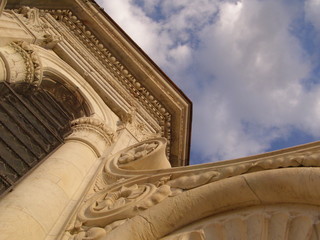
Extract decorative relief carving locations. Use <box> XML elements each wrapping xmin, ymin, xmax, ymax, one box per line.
<box><xmin>17</xmin><ymin>6</ymin><xmax>41</xmax><ymax>25</ymax></box>
<box><xmin>98</xmin><ymin>139</ymin><xmax>320</xmax><ymax>194</ymax></box>
<box><xmin>161</xmin><ymin>206</ymin><xmax>320</xmax><ymax>240</ymax></box>
<box><xmin>0</xmin><ymin>41</ymin><xmax>42</xmax><ymax>85</ymax></box>
<box><xmin>68</xmin><ymin>182</ymin><xmax>172</xmax><ymax>239</ymax></box>
<box><xmin>68</xmin><ymin>169</ymin><xmax>226</xmax><ymax>239</ymax></box>
<box><xmin>119</xmin><ymin>108</ymin><xmax>162</xmax><ymax>142</ymax></box>
<box><xmin>166</xmin><ymin>171</ymin><xmax>220</xmax><ymax>191</ymax></box>
<box><xmin>70</xmin><ymin>117</ymin><xmax>115</xmax><ymax>145</ymax></box>
<box><xmin>64</xmin><ymin>139</ymin><xmax>320</xmax><ymax>239</ymax></box>
<box><xmin>118</xmin><ymin>142</ymin><xmax>159</xmax><ymax>166</ymax></box>
<box><xmin>13</xmin><ymin>7</ymin><xmax>62</xmax><ymax>48</ymax></box>
<box><xmin>42</xmin><ymin>9</ymin><xmax>172</xmax><ymax>156</ymax></box>
<box><xmin>10</xmin><ymin>41</ymin><xmax>42</xmax><ymax>84</ymax></box>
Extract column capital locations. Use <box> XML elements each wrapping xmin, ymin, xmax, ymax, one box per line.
<box><xmin>0</xmin><ymin>41</ymin><xmax>43</xmax><ymax>85</ymax></box>
<box><xmin>67</xmin><ymin>117</ymin><xmax>116</xmax><ymax>157</ymax></box>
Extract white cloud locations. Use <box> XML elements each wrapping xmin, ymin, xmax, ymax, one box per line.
<box><xmin>98</xmin><ymin>0</ymin><xmax>320</xmax><ymax>163</ymax></box>
<box><xmin>100</xmin><ymin>0</ymin><xmax>168</xmax><ymax>63</ymax></box>
<box><xmin>192</xmin><ymin>0</ymin><xmax>314</xmax><ymax>160</ymax></box>
<box><xmin>305</xmin><ymin>0</ymin><xmax>320</xmax><ymax>30</ymax></box>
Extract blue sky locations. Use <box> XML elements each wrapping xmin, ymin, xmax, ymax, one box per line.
<box><xmin>97</xmin><ymin>0</ymin><xmax>320</xmax><ymax>164</ymax></box>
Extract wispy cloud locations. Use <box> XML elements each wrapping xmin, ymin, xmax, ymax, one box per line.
<box><xmin>97</xmin><ymin>0</ymin><xmax>320</xmax><ymax>164</ymax></box>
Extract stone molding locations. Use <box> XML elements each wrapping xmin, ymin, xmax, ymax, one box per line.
<box><xmin>64</xmin><ymin>140</ymin><xmax>320</xmax><ymax>240</ymax></box>
<box><xmin>0</xmin><ymin>7</ymin><xmax>62</xmax><ymax>48</ymax></box>
<box><xmin>13</xmin><ymin>7</ymin><xmax>62</xmax><ymax>48</ymax></box>
<box><xmin>0</xmin><ymin>0</ymin><xmax>6</xmax><ymax>16</ymax></box>
<box><xmin>118</xmin><ymin>108</ymin><xmax>162</xmax><ymax>142</ymax></box>
<box><xmin>0</xmin><ymin>41</ymin><xmax>42</xmax><ymax>85</ymax></box>
<box><xmin>67</xmin><ymin>117</ymin><xmax>116</xmax><ymax>157</ymax></box>
<box><xmin>5</xmin><ymin>4</ymin><xmax>191</xmax><ymax>166</ymax></box>
<box><xmin>42</xmin><ymin>8</ymin><xmax>173</xmax><ymax>158</ymax></box>
<box><xmin>161</xmin><ymin>204</ymin><xmax>320</xmax><ymax>240</ymax></box>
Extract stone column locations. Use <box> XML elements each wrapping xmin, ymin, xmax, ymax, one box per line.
<box><xmin>0</xmin><ymin>117</ymin><xmax>115</xmax><ymax>240</ymax></box>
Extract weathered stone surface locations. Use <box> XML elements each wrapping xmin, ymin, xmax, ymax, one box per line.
<box><xmin>2</xmin><ymin>1</ymin><xmax>320</xmax><ymax>240</ymax></box>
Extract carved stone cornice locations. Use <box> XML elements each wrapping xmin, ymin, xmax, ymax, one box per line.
<box><xmin>6</xmin><ymin>3</ymin><xmax>191</xmax><ymax>166</ymax></box>
<box><xmin>67</xmin><ymin>117</ymin><xmax>116</xmax><ymax>157</ymax></box>
<box><xmin>118</xmin><ymin>108</ymin><xmax>162</xmax><ymax>142</ymax></box>
<box><xmin>0</xmin><ymin>40</ymin><xmax>42</xmax><ymax>85</ymax></box>
<box><xmin>40</xmin><ymin>9</ymin><xmax>173</xmax><ymax>158</ymax></box>
<box><xmin>12</xmin><ymin>7</ymin><xmax>62</xmax><ymax>48</ymax></box>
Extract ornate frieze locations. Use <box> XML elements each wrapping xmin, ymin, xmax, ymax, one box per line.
<box><xmin>39</xmin><ymin>8</ymin><xmax>173</xmax><ymax>157</ymax></box>
<box><xmin>70</xmin><ymin>183</ymin><xmax>172</xmax><ymax>239</ymax></box>
<box><xmin>13</xmin><ymin>7</ymin><xmax>62</xmax><ymax>48</ymax></box>
<box><xmin>65</xmin><ymin>139</ymin><xmax>320</xmax><ymax>240</ymax></box>
<box><xmin>118</xmin><ymin>108</ymin><xmax>162</xmax><ymax>142</ymax></box>
<box><xmin>0</xmin><ymin>41</ymin><xmax>42</xmax><ymax>85</ymax></box>
<box><xmin>5</xmin><ymin>5</ymin><xmax>191</xmax><ymax>165</ymax></box>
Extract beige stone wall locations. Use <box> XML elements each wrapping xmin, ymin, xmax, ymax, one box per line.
<box><xmin>65</xmin><ymin>140</ymin><xmax>320</xmax><ymax>240</ymax></box>
<box><xmin>0</xmin><ymin>6</ymin><xmax>163</xmax><ymax>239</ymax></box>
<box><xmin>3</xmin><ymin>2</ymin><xmax>320</xmax><ymax>240</ymax></box>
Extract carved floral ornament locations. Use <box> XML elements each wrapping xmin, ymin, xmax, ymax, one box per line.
<box><xmin>39</xmin><ymin>8</ymin><xmax>173</xmax><ymax>157</ymax></box>
<box><xmin>6</xmin><ymin>6</ymin><xmax>189</xmax><ymax>162</ymax></box>
<box><xmin>0</xmin><ymin>41</ymin><xmax>43</xmax><ymax>85</ymax></box>
<box><xmin>69</xmin><ymin>117</ymin><xmax>115</xmax><ymax>147</ymax></box>
<box><xmin>65</xmin><ymin>139</ymin><xmax>320</xmax><ymax>240</ymax></box>
<box><xmin>12</xmin><ymin>6</ymin><xmax>63</xmax><ymax>48</ymax></box>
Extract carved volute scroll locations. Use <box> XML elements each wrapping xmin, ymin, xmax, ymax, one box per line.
<box><xmin>64</xmin><ymin>140</ymin><xmax>320</xmax><ymax>240</ymax></box>
<box><xmin>115</xmin><ymin>138</ymin><xmax>171</xmax><ymax>170</ymax></box>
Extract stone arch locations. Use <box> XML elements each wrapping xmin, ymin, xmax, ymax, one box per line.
<box><xmin>0</xmin><ymin>41</ymin><xmax>118</xmax><ymax>131</ymax></box>
<box><xmin>35</xmin><ymin>45</ymin><xmax>118</xmax><ymax>131</ymax></box>
<box><xmin>103</xmin><ymin>167</ymin><xmax>320</xmax><ymax>240</ymax></box>
<box><xmin>0</xmin><ymin>41</ymin><xmax>117</xmax><ymax>197</ymax></box>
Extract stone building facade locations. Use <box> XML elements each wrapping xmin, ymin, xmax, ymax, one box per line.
<box><xmin>1</xmin><ymin>1</ymin><xmax>320</xmax><ymax>240</ymax></box>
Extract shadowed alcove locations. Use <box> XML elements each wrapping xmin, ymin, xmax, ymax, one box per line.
<box><xmin>0</xmin><ymin>78</ymin><xmax>90</xmax><ymax>197</ymax></box>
